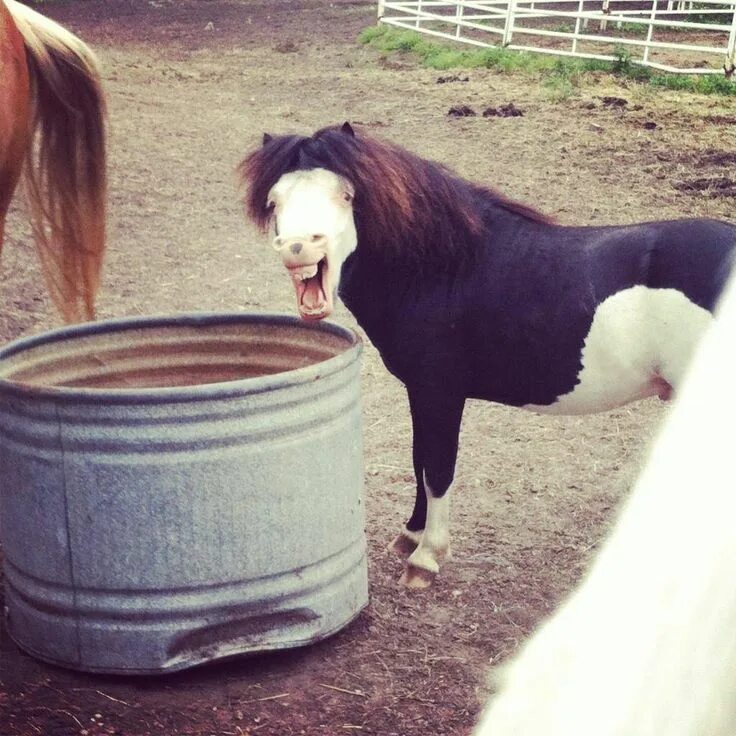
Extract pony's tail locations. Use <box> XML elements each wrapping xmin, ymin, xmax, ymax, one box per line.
<box><xmin>6</xmin><ymin>0</ymin><xmax>106</xmax><ymax>322</ymax></box>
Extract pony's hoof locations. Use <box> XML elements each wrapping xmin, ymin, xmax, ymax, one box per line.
<box><xmin>400</xmin><ymin>564</ymin><xmax>435</xmax><ymax>589</ymax></box>
<box><xmin>388</xmin><ymin>532</ymin><xmax>419</xmax><ymax>558</ymax></box>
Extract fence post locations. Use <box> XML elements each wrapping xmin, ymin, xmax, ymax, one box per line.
<box><xmin>642</xmin><ymin>0</ymin><xmax>659</xmax><ymax>66</ymax></box>
<box><xmin>573</xmin><ymin>0</ymin><xmax>585</xmax><ymax>53</ymax></box>
<box><xmin>503</xmin><ymin>0</ymin><xmax>518</xmax><ymax>45</ymax></box>
<box><xmin>377</xmin><ymin>0</ymin><xmax>385</xmax><ymax>19</ymax></box>
<box><xmin>455</xmin><ymin>0</ymin><xmax>465</xmax><ymax>38</ymax></box>
<box><xmin>727</xmin><ymin>6</ymin><xmax>736</xmax><ymax>76</ymax></box>
<box><xmin>398</xmin><ymin>0</ymin><xmax>736</xmax><ymax>77</ymax></box>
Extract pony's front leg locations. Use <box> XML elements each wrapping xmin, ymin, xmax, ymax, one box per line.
<box><xmin>388</xmin><ymin>404</ymin><xmax>428</xmax><ymax>558</ymax></box>
<box><xmin>401</xmin><ymin>474</ymin><xmax>453</xmax><ymax>589</ymax></box>
<box><xmin>399</xmin><ymin>390</ymin><xmax>465</xmax><ymax>589</ymax></box>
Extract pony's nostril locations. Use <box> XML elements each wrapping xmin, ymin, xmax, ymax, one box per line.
<box><xmin>290</xmin><ymin>242</ymin><xmax>303</xmax><ymax>255</ymax></box>
<box><xmin>273</xmin><ymin>237</ymin><xmax>284</xmax><ymax>250</ymax></box>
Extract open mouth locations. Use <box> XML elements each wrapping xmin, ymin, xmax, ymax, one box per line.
<box><xmin>287</xmin><ymin>257</ymin><xmax>332</xmax><ymax>320</ymax></box>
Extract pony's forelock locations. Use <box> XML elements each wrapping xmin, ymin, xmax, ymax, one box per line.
<box><xmin>239</xmin><ymin>134</ymin><xmax>307</xmax><ymax>232</ymax></box>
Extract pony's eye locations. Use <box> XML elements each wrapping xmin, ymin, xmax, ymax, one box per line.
<box><xmin>343</xmin><ymin>191</ymin><xmax>354</xmax><ymax>203</ymax></box>
<box><xmin>266</xmin><ymin>200</ymin><xmax>275</xmax><ymax>212</ymax></box>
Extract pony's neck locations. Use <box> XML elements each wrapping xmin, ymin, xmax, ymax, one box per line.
<box><xmin>354</xmin><ymin>179</ymin><xmax>485</xmax><ymax>267</ymax></box>
<box><xmin>352</xmin><ymin>180</ymin><xmax>547</xmax><ymax>271</ymax></box>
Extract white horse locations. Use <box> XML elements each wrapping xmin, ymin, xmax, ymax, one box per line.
<box><xmin>476</xmin><ymin>273</ymin><xmax>736</xmax><ymax>736</ymax></box>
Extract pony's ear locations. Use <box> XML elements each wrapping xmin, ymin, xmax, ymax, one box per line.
<box><xmin>340</xmin><ymin>122</ymin><xmax>355</xmax><ymax>137</ymax></box>
<box><xmin>262</xmin><ymin>133</ymin><xmax>274</xmax><ymax>146</ymax></box>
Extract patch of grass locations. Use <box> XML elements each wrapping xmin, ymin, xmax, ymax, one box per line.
<box><xmin>359</xmin><ymin>24</ymin><xmax>736</xmax><ymax>97</ymax></box>
<box><xmin>360</xmin><ymin>25</ymin><xmax>569</xmax><ymax>75</ymax></box>
<box><xmin>551</xmin><ymin>20</ymin><xmax>648</xmax><ymax>35</ymax></box>
<box><xmin>650</xmin><ymin>73</ymin><xmax>696</xmax><ymax>91</ymax></box>
<box><xmin>542</xmin><ymin>73</ymin><xmax>578</xmax><ymax>101</ymax></box>
<box><xmin>614</xmin><ymin>21</ymin><xmax>649</xmax><ymax>36</ymax></box>
<box><xmin>611</xmin><ymin>44</ymin><xmax>653</xmax><ymax>80</ymax></box>
<box><xmin>541</xmin><ymin>57</ymin><xmax>615</xmax><ymax>98</ymax></box>
<box><xmin>651</xmin><ymin>73</ymin><xmax>736</xmax><ymax>96</ymax></box>
<box><xmin>685</xmin><ymin>2</ymin><xmax>733</xmax><ymax>24</ymax></box>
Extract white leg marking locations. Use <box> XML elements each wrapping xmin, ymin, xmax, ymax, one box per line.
<box><xmin>526</xmin><ymin>286</ymin><xmax>713</xmax><ymax>415</ymax></box>
<box><xmin>406</xmin><ymin>476</ymin><xmax>451</xmax><ymax>574</ymax></box>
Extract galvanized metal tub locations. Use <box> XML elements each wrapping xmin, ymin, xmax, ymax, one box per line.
<box><xmin>0</xmin><ymin>313</ymin><xmax>366</xmax><ymax>674</ymax></box>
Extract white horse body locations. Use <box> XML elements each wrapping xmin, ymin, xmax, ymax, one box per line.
<box><xmin>476</xmin><ymin>275</ymin><xmax>736</xmax><ymax>735</ymax></box>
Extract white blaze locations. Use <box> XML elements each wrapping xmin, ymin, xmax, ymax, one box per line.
<box><xmin>269</xmin><ymin>168</ymin><xmax>358</xmax><ymax>292</ymax></box>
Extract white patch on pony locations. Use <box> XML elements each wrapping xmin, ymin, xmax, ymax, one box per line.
<box><xmin>525</xmin><ymin>285</ymin><xmax>712</xmax><ymax>415</ymax></box>
<box><xmin>268</xmin><ymin>168</ymin><xmax>357</xmax><ymax>319</ymax></box>
<box><xmin>475</xmin><ymin>274</ymin><xmax>736</xmax><ymax>736</ymax></box>
<box><xmin>406</xmin><ymin>476</ymin><xmax>451</xmax><ymax>574</ymax></box>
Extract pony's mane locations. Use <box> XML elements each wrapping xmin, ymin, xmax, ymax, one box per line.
<box><xmin>240</xmin><ymin>125</ymin><xmax>553</xmax><ymax>265</ymax></box>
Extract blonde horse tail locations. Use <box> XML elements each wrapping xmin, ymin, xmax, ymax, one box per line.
<box><xmin>6</xmin><ymin>0</ymin><xmax>106</xmax><ymax>322</ymax></box>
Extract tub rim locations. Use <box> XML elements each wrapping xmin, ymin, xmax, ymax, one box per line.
<box><xmin>0</xmin><ymin>311</ymin><xmax>362</xmax><ymax>404</ymax></box>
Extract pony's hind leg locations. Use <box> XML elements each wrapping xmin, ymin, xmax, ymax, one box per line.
<box><xmin>399</xmin><ymin>390</ymin><xmax>465</xmax><ymax>589</ymax></box>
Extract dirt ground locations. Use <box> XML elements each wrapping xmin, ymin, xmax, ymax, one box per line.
<box><xmin>1</xmin><ymin>1</ymin><xmax>735</xmax><ymax>734</ymax></box>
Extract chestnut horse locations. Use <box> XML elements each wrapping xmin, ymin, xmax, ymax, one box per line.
<box><xmin>0</xmin><ymin>0</ymin><xmax>105</xmax><ymax>322</ymax></box>
<box><xmin>241</xmin><ymin>123</ymin><xmax>736</xmax><ymax>588</ymax></box>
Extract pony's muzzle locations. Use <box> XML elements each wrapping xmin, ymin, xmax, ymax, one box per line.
<box><xmin>271</xmin><ymin>234</ymin><xmax>333</xmax><ymax>321</ymax></box>
<box><xmin>272</xmin><ymin>235</ymin><xmax>327</xmax><ymax>267</ymax></box>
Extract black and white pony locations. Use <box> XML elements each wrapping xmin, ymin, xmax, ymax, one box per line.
<box><xmin>241</xmin><ymin>122</ymin><xmax>736</xmax><ymax>588</ymax></box>
<box><xmin>475</xmin><ymin>271</ymin><xmax>736</xmax><ymax>736</ymax></box>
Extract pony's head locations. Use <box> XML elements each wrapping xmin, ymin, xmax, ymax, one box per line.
<box><xmin>240</xmin><ymin>122</ymin><xmax>547</xmax><ymax>321</ymax></box>
<box><xmin>240</xmin><ymin>122</ymin><xmax>360</xmax><ymax>321</ymax></box>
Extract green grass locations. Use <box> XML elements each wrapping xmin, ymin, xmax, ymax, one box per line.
<box><xmin>650</xmin><ymin>73</ymin><xmax>736</xmax><ymax>95</ymax></box>
<box><xmin>550</xmin><ymin>20</ymin><xmax>647</xmax><ymax>35</ymax></box>
<box><xmin>614</xmin><ymin>21</ymin><xmax>649</xmax><ymax>36</ymax></box>
<box><xmin>359</xmin><ymin>24</ymin><xmax>736</xmax><ymax>97</ymax></box>
<box><xmin>685</xmin><ymin>2</ymin><xmax>733</xmax><ymax>24</ymax></box>
<box><xmin>359</xmin><ymin>25</ymin><xmax>569</xmax><ymax>73</ymax></box>
<box><xmin>550</xmin><ymin>22</ymin><xmax>576</xmax><ymax>33</ymax></box>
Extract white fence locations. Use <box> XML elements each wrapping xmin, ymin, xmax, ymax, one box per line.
<box><xmin>377</xmin><ymin>0</ymin><xmax>736</xmax><ymax>75</ymax></box>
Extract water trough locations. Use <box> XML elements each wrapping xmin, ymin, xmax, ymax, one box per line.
<box><xmin>0</xmin><ymin>312</ymin><xmax>367</xmax><ymax>674</ymax></box>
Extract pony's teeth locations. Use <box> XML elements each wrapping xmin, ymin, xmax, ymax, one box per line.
<box><xmin>291</xmin><ymin>265</ymin><xmax>319</xmax><ymax>281</ymax></box>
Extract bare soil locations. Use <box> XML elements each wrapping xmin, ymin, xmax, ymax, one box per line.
<box><xmin>1</xmin><ymin>2</ymin><xmax>734</xmax><ymax>735</ymax></box>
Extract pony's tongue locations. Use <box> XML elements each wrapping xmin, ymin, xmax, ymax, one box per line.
<box><xmin>289</xmin><ymin>261</ymin><xmax>331</xmax><ymax>319</ymax></box>
<box><xmin>301</xmin><ymin>276</ymin><xmax>326</xmax><ymax>311</ymax></box>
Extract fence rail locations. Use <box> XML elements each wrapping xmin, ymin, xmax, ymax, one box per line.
<box><xmin>377</xmin><ymin>0</ymin><xmax>736</xmax><ymax>75</ymax></box>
